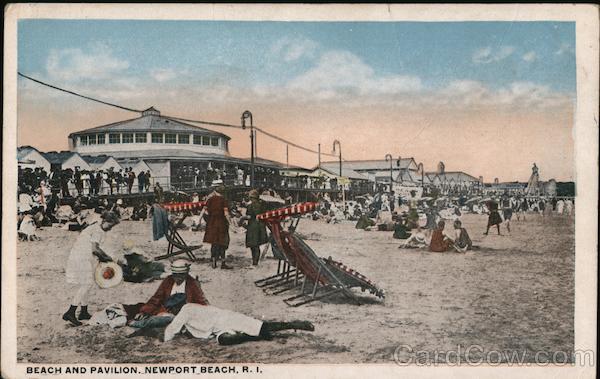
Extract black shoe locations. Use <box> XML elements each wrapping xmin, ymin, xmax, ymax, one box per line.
<box><xmin>78</xmin><ymin>310</ymin><xmax>92</xmax><ymax>321</ymax></box>
<box><xmin>289</xmin><ymin>320</ymin><xmax>315</xmax><ymax>331</ymax></box>
<box><xmin>211</xmin><ymin>258</ymin><xmax>218</xmax><ymax>269</ymax></box>
<box><xmin>62</xmin><ymin>312</ymin><xmax>82</xmax><ymax>327</ymax></box>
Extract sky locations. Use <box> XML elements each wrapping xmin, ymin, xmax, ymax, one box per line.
<box><xmin>17</xmin><ymin>20</ymin><xmax>576</xmax><ymax>182</ymax></box>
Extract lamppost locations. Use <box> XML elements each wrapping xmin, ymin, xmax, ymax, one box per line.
<box><xmin>385</xmin><ymin>154</ymin><xmax>393</xmax><ymax>191</ymax></box>
<box><xmin>332</xmin><ymin>140</ymin><xmax>344</xmax><ymax>209</ymax></box>
<box><xmin>395</xmin><ymin>156</ymin><xmax>403</xmax><ymax>184</ymax></box>
<box><xmin>417</xmin><ymin>162</ymin><xmax>424</xmax><ymax>188</ymax></box>
<box><xmin>332</xmin><ymin>140</ymin><xmax>342</xmax><ymax>177</ymax></box>
<box><xmin>241</xmin><ymin>110</ymin><xmax>254</xmax><ymax>187</ymax></box>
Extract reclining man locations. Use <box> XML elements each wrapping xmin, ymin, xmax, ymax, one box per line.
<box><xmin>129</xmin><ymin>259</ymin><xmax>315</xmax><ymax>344</ymax></box>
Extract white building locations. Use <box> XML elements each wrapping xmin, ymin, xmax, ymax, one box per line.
<box><xmin>17</xmin><ymin>146</ymin><xmax>51</xmax><ymax>172</ymax></box>
<box><xmin>68</xmin><ymin>107</ymin><xmax>230</xmax><ymax>157</ymax></box>
<box><xmin>42</xmin><ymin>151</ymin><xmax>91</xmax><ymax>171</ymax></box>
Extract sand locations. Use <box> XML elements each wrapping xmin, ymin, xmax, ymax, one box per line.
<box><xmin>16</xmin><ymin>212</ymin><xmax>574</xmax><ymax>364</ymax></box>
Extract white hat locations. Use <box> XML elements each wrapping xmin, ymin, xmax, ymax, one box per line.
<box><xmin>94</xmin><ymin>262</ymin><xmax>123</xmax><ymax>289</ymax></box>
<box><xmin>170</xmin><ymin>259</ymin><xmax>191</xmax><ymax>274</ymax></box>
<box><xmin>211</xmin><ymin>179</ymin><xmax>224</xmax><ymax>186</ymax></box>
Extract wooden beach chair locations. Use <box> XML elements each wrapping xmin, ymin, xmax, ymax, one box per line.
<box><xmin>254</xmin><ymin>202</ymin><xmax>385</xmax><ymax>307</ymax></box>
<box><xmin>154</xmin><ymin>202</ymin><xmax>206</xmax><ymax>262</ymax></box>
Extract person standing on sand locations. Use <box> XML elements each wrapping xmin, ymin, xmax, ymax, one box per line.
<box><xmin>500</xmin><ymin>193</ymin><xmax>513</xmax><ymax>234</ymax></box>
<box><xmin>484</xmin><ymin>199</ymin><xmax>502</xmax><ymax>235</ymax></box>
<box><xmin>243</xmin><ymin>189</ymin><xmax>269</xmax><ymax>267</ymax></box>
<box><xmin>203</xmin><ymin>182</ymin><xmax>233</xmax><ymax>269</ymax></box>
<box><xmin>62</xmin><ymin>211</ymin><xmax>119</xmax><ymax>326</ymax></box>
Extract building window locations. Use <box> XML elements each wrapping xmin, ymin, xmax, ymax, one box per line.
<box><xmin>152</xmin><ymin>133</ymin><xmax>163</xmax><ymax>143</ymax></box>
<box><xmin>97</xmin><ymin>134</ymin><xmax>105</xmax><ymax>144</ymax></box>
<box><xmin>109</xmin><ymin>133</ymin><xmax>121</xmax><ymax>144</ymax></box>
<box><xmin>122</xmin><ymin>133</ymin><xmax>133</xmax><ymax>143</ymax></box>
<box><xmin>88</xmin><ymin>134</ymin><xmax>97</xmax><ymax>145</ymax></box>
<box><xmin>80</xmin><ymin>135</ymin><xmax>88</xmax><ymax>146</ymax></box>
<box><xmin>135</xmin><ymin>133</ymin><xmax>147</xmax><ymax>143</ymax></box>
<box><xmin>225</xmin><ymin>140</ymin><xmax>228</xmax><ymax>150</ymax></box>
<box><xmin>178</xmin><ymin>134</ymin><xmax>189</xmax><ymax>144</ymax></box>
<box><xmin>211</xmin><ymin>137</ymin><xmax>219</xmax><ymax>147</ymax></box>
<box><xmin>165</xmin><ymin>133</ymin><xmax>177</xmax><ymax>144</ymax></box>
<box><xmin>202</xmin><ymin>136</ymin><xmax>210</xmax><ymax>145</ymax></box>
<box><xmin>193</xmin><ymin>135</ymin><xmax>202</xmax><ymax>145</ymax></box>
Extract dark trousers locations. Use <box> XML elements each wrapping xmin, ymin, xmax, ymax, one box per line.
<box><xmin>211</xmin><ymin>244</ymin><xmax>226</xmax><ymax>259</ymax></box>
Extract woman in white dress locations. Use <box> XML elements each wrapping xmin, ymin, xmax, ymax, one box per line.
<box><xmin>62</xmin><ymin>211</ymin><xmax>119</xmax><ymax>326</ymax></box>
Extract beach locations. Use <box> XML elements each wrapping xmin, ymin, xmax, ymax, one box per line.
<box><xmin>17</xmin><ymin>212</ymin><xmax>574</xmax><ymax>364</ymax></box>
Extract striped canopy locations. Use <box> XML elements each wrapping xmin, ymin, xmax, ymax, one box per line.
<box><xmin>257</xmin><ymin>202</ymin><xmax>318</xmax><ymax>221</ymax></box>
<box><xmin>161</xmin><ymin>201</ymin><xmax>207</xmax><ymax>213</ymax></box>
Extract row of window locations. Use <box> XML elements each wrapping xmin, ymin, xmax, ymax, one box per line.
<box><xmin>79</xmin><ymin>133</ymin><xmax>223</xmax><ymax>147</ymax></box>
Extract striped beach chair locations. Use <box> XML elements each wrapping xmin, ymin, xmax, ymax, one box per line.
<box><xmin>154</xmin><ymin>201</ymin><xmax>206</xmax><ymax>261</ymax></box>
<box><xmin>255</xmin><ymin>202</ymin><xmax>385</xmax><ymax>307</ymax></box>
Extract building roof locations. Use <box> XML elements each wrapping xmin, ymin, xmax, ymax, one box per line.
<box><xmin>42</xmin><ymin>151</ymin><xmax>81</xmax><ymax>164</ymax></box>
<box><xmin>425</xmin><ymin>171</ymin><xmax>479</xmax><ymax>183</ymax></box>
<box><xmin>17</xmin><ymin>145</ymin><xmax>42</xmax><ymax>161</ymax></box>
<box><xmin>68</xmin><ymin>108</ymin><xmax>230</xmax><ymax>140</ymax></box>
<box><xmin>320</xmin><ymin>158</ymin><xmax>417</xmax><ymax>172</ymax></box>
<box><xmin>81</xmin><ymin>155</ymin><xmax>116</xmax><ymax>165</ymax></box>
<box><xmin>314</xmin><ymin>165</ymin><xmax>369</xmax><ymax>180</ymax></box>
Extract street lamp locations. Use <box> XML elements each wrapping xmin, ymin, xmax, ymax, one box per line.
<box><xmin>332</xmin><ymin>140</ymin><xmax>344</xmax><ymax>209</ymax></box>
<box><xmin>395</xmin><ymin>156</ymin><xmax>403</xmax><ymax>184</ymax></box>
<box><xmin>332</xmin><ymin>140</ymin><xmax>342</xmax><ymax>177</ymax></box>
<box><xmin>417</xmin><ymin>162</ymin><xmax>424</xmax><ymax>188</ymax></box>
<box><xmin>241</xmin><ymin>110</ymin><xmax>254</xmax><ymax>187</ymax></box>
<box><xmin>385</xmin><ymin>154</ymin><xmax>393</xmax><ymax>190</ymax></box>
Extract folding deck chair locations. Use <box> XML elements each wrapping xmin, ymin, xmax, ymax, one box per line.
<box><xmin>254</xmin><ymin>218</ymin><xmax>305</xmax><ymax>295</ymax></box>
<box><xmin>254</xmin><ymin>202</ymin><xmax>385</xmax><ymax>307</ymax></box>
<box><xmin>154</xmin><ymin>202</ymin><xmax>206</xmax><ymax>262</ymax></box>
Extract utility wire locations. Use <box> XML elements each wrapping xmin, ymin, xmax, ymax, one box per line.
<box><xmin>17</xmin><ymin>72</ymin><xmax>144</xmax><ymax>113</ymax></box>
<box><xmin>19</xmin><ymin>71</ymin><xmax>343</xmax><ymax>160</ymax></box>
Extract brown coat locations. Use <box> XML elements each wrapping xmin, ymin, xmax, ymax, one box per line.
<box><xmin>139</xmin><ymin>275</ymin><xmax>209</xmax><ymax>316</ymax></box>
<box><xmin>203</xmin><ymin>194</ymin><xmax>229</xmax><ymax>247</ymax></box>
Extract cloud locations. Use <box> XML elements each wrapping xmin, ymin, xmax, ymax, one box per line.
<box><xmin>522</xmin><ymin>51</ymin><xmax>537</xmax><ymax>62</ymax></box>
<box><xmin>46</xmin><ymin>44</ymin><xmax>129</xmax><ymax>82</ymax></box>
<box><xmin>271</xmin><ymin>36</ymin><xmax>318</xmax><ymax>62</ymax></box>
<box><xmin>472</xmin><ymin>46</ymin><xmax>515</xmax><ymax>64</ymax></box>
<box><xmin>287</xmin><ymin>50</ymin><xmax>422</xmax><ymax>97</ymax></box>
<box><xmin>149</xmin><ymin>68</ymin><xmax>177</xmax><ymax>82</ymax></box>
<box><xmin>434</xmin><ymin>80</ymin><xmax>571</xmax><ymax>109</ymax></box>
<box><xmin>555</xmin><ymin>43</ymin><xmax>574</xmax><ymax>56</ymax></box>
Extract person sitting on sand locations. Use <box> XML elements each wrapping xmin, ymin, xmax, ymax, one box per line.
<box><xmin>429</xmin><ymin>220</ymin><xmax>452</xmax><ymax>253</ymax></box>
<box><xmin>129</xmin><ymin>262</ymin><xmax>315</xmax><ymax>345</ymax></box>
<box><xmin>400</xmin><ymin>226</ymin><xmax>428</xmax><ymax>249</ymax></box>
<box><xmin>393</xmin><ymin>216</ymin><xmax>412</xmax><ymax>240</ymax></box>
<box><xmin>128</xmin><ymin>259</ymin><xmax>209</xmax><ymax>334</ymax></box>
<box><xmin>355</xmin><ymin>214</ymin><xmax>375</xmax><ymax>230</ymax></box>
<box><xmin>451</xmin><ymin>220</ymin><xmax>472</xmax><ymax>253</ymax></box>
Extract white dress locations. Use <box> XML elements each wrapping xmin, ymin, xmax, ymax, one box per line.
<box><xmin>164</xmin><ymin>304</ymin><xmax>263</xmax><ymax>342</ymax></box>
<box><xmin>65</xmin><ymin>223</ymin><xmax>105</xmax><ymax>285</ymax></box>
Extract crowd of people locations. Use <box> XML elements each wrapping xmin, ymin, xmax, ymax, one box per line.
<box><xmin>16</xmin><ymin>164</ymin><xmax>575</xmax><ymax>344</ymax></box>
<box><xmin>19</xmin><ymin>166</ymin><xmax>154</xmax><ymax>199</ymax></box>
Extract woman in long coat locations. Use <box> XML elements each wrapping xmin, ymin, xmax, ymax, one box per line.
<box><xmin>203</xmin><ymin>184</ymin><xmax>232</xmax><ymax>269</ymax></box>
<box><xmin>244</xmin><ymin>190</ymin><xmax>269</xmax><ymax>266</ymax></box>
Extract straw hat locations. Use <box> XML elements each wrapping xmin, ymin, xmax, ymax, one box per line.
<box><xmin>94</xmin><ymin>262</ymin><xmax>123</xmax><ymax>289</ymax></box>
<box><xmin>248</xmin><ymin>189</ymin><xmax>259</xmax><ymax>199</ymax></box>
<box><xmin>170</xmin><ymin>259</ymin><xmax>191</xmax><ymax>274</ymax></box>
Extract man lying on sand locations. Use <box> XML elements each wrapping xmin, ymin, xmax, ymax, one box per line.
<box><xmin>129</xmin><ymin>260</ymin><xmax>315</xmax><ymax>345</ymax></box>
